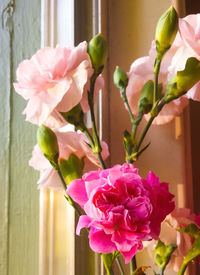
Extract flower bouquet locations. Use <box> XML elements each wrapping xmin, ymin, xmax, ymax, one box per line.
<box><xmin>14</xmin><ymin>6</ymin><xmax>200</xmax><ymax>275</ymax></box>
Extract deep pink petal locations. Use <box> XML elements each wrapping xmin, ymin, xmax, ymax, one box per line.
<box><xmin>89</xmin><ymin>228</ymin><xmax>117</xmax><ymax>253</ymax></box>
<box><xmin>67</xmin><ymin>179</ymin><xmax>88</xmax><ymax>208</ymax></box>
<box><xmin>121</xmin><ymin>245</ymin><xmax>139</xmax><ymax>264</ymax></box>
<box><xmin>76</xmin><ymin>215</ymin><xmax>92</xmax><ymax>235</ymax></box>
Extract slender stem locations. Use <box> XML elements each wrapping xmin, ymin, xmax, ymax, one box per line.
<box><xmin>153</xmin><ymin>58</ymin><xmax>161</xmax><ymax>105</ymax></box>
<box><xmin>116</xmin><ymin>258</ymin><xmax>125</xmax><ymax>275</ymax></box>
<box><xmin>57</xmin><ymin>167</ymin><xmax>67</xmax><ymax>190</ymax></box>
<box><xmin>131</xmin><ymin>113</ymin><xmax>143</xmax><ymax>141</ymax></box>
<box><xmin>121</xmin><ymin>88</ymin><xmax>135</xmax><ymax>124</ymax></box>
<box><xmin>178</xmin><ymin>262</ymin><xmax>187</xmax><ymax>275</ymax></box>
<box><xmin>160</xmin><ymin>270</ymin><xmax>164</xmax><ymax>275</ymax></box>
<box><xmin>88</xmin><ymin>74</ymin><xmax>106</xmax><ymax>169</ymax></box>
<box><xmin>133</xmin><ymin>116</ymin><xmax>154</xmax><ymax>154</ymax></box>
<box><xmin>56</xmin><ymin>168</ymin><xmax>82</xmax><ymax>218</ymax></box>
<box><xmin>83</xmin><ymin>127</ymin><xmax>95</xmax><ymax>146</ymax></box>
<box><xmin>133</xmin><ymin>100</ymin><xmax>166</xmax><ymax>155</ymax></box>
<box><xmin>130</xmin><ymin>256</ymin><xmax>137</xmax><ymax>274</ymax></box>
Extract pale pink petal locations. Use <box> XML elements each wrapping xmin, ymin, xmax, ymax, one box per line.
<box><xmin>179</xmin><ymin>17</ymin><xmax>200</xmax><ymax>56</ymax></box>
<box><xmin>65</xmin><ymin>42</ymin><xmax>90</xmax><ymax>73</ymax></box>
<box><xmin>29</xmin><ymin>145</ymin><xmax>50</xmax><ymax>171</ymax></box>
<box><xmin>38</xmin><ymin>168</ymin><xmax>63</xmax><ymax>190</ymax></box>
<box><xmin>23</xmin><ymin>79</ymin><xmax>71</xmax><ymax>125</ymax></box>
<box><xmin>56</xmin><ymin>61</ymin><xmax>89</xmax><ymax>112</ymax></box>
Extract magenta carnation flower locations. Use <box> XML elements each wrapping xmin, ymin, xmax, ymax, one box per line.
<box><xmin>67</xmin><ymin>163</ymin><xmax>175</xmax><ymax>263</ymax></box>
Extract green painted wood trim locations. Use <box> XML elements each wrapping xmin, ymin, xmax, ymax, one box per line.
<box><xmin>0</xmin><ymin>0</ymin><xmax>41</xmax><ymax>274</ymax></box>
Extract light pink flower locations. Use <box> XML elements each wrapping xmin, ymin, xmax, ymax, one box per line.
<box><xmin>14</xmin><ymin>42</ymin><xmax>103</xmax><ymax>127</ymax></box>
<box><xmin>170</xmin><ymin>14</ymin><xmax>200</xmax><ymax>101</ymax></box>
<box><xmin>126</xmin><ymin>42</ymin><xmax>188</xmax><ymax>125</ymax></box>
<box><xmin>67</xmin><ymin>163</ymin><xmax>175</xmax><ymax>263</ymax></box>
<box><xmin>145</xmin><ymin>208</ymin><xmax>196</xmax><ymax>272</ymax></box>
<box><xmin>29</xmin><ymin>131</ymin><xmax>109</xmax><ymax>189</ymax></box>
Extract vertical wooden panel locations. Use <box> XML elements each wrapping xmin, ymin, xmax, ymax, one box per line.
<box><xmin>0</xmin><ymin>1</ymin><xmax>13</xmax><ymax>273</ymax></box>
<box><xmin>0</xmin><ymin>0</ymin><xmax>40</xmax><ymax>274</ymax></box>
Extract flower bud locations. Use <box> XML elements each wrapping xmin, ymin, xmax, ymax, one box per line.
<box><xmin>113</xmin><ymin>66</ymin><xmax>128</xmax><ymax>90</ymax></box>
<box><xmin>88</xmin><ymin>34</ymin><xmax>107</xmax><ymax>74</ymax></box>
<box><xmin>61</xmin><ymin>104</ymin><xmax>85</xmax><ymax>131</ymax></box>
<box><xmin>155</xmin><ymin>6</ymin><xmax>178</xmax><ymax>57</ymax></box>
<box><xmin>138</xmin><ymin>80</ymin><xmax>162</xmax><ymax>114</ymax></box>
<box><xmin>37</xmin><ymin>125</ymin><xmax>59</xmax><ymax>163</ymax></box>
<box><xmin>59</xmin><ymin>155</ymin><xmax>84</xmax><ymax>185</ymax></box>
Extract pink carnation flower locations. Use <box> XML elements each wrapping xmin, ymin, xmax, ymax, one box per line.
<box><xmin>29</xmin><ymin>131</ymin><xmax>109</xmax><ymax>189</ymax></box>
<box><xmin>126</xmin><ymin>42</ymin><xmax>188</xmax><ymax>125</ymax></box>
<box><xmin>195</xmin><ymin>213</ymin><xmax>200</xmax><ymax>227</ymax></box>
<box><xmin>67</xmin><ymin>163</ymin><xmax>175</xmax><ymax>263</ymax></box>
<box><xmin>145</xmin><ymin>208</ymin><xmax>197</xmax><ymax>272</ymax></box>
<box><xmin>127</xmin><ymin>14</ymin><xmax>200</xmax><ymax>125</ymax></box>
<box><xmin>14</xmin><ymin>42</ymin><xmax>103</xmax><ymax>127</ymax></box>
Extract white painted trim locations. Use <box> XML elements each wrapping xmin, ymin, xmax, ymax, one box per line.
<box><xmin>39</xmin><ymin>1</ymin><xmax>75</xmax><ymax>275</ymax></box>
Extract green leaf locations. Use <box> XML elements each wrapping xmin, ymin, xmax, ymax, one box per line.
<box><xmin>59</xmin><ymin>154</ymin><xmax>84</xmax><ymax>185</ymax></box>
<box><xmin>176</xmin><ymin>57</ymin><xmax>200</xmax><ymax>91</ymax></box>
<box><xmin>154</xmin><ymin>240</ymin><xmax>177</xmax><ymax>271</ymax></box>
<box><xmin>164</xmin><ymin>57</ymin><xmax>200</xmax><ymax>103</ymax></box>
<box><xmin>60</xmin><ymin>104</ymin><xmax>85</xmax><ymax>131</ymax></box>
<box><xmin>183</xmin><ymin>237</ymin><xmax>200</xmax><ymax>265</ymax></box>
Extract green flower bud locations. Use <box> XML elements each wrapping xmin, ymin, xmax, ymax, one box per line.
<box><xmin>113</xmin><ymin>66</ymin><xmax>128</xmax><ymax>90</ymax></box>
<box><xmin>37</xmin><ymin>125</ymin><xmax>59</xmax><ymax>163</ymax></box>
<box><xmin>88</xmin><ymin>34</ymin><xmax>107</xmax><ymax>74</ymax></box>
<box><xmin>138</xmin><ymin>80</ymin><xmax>163</xmax><ymax>114</ymax></box>
<box><xmin>61</xmin><ymin>104</ymin><xmax>85</xmax><ymax>131</ymax></box>
<box><xmin>155</xmin><ymin>6</ymin><xmax>178</xmax><ymax>57</ymax></box>
<box><xmin>59</xmin><ymin>154</ymin><xmax>84</xmax><ymax>185</ymax></box>
<box><xmin>164</xmin><ymin>57</ymin><xmax>200</xmax><ymax>103</ymax></box>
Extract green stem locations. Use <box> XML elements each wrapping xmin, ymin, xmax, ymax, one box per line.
<box><xmin>121</xmin><ymin>88</ymin><xmax>135</xmax><ymax>124</ymax></box>
<box><xmin>56</xmin><ymin>168</ymin><xmax>82</xmax><ymax>218</ymax></box>
<box><xmin>131</xmin><ymin>113</ymin><xmax>143</xmax><ymax>141</ymax></box>
<box><xmin>160</xmin><ymin>270</ymin><xmax>164</xmax><ymax>275</ymax></box>
<box><xmin>178</xmin><ymin>262</ymin><xmax>188</xmax><ymax>275</ymax></box>
<box><xmin>116</xmin><ymin>257</ymin><xmax>125</xmax><ymax>275</ymax></box>
<box><xmin>88</xmin><ymin>74</ymin><xmax>106</xmax><ymax>169</ymax></box>
<box><xmin>153</xmin><ymin>58</ymin><xmax>161</xmax><ymax>105</ymax></box>
<box><xmin>83</xmin><ymin>127</ymin><xmax>95</xmax><ymax>146</ymax></box>
<box><xmin>130</xmin><ymin>256</ymin><xmax>137</xmax><ymax>274</ymax></box>
<box><xmin>133</xmin><ymin>100</ymin><xmax>165</xmax><ymax>155</ymax></box>
<box><xmin>57</xmin><ymin>167</ymin><xmax>67</xmax><ymax>190</ymax></box>
<box><xmin>133</xmin><ymin>116</ymin><xmax>154</xmax><ymax>154</ymax></box>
